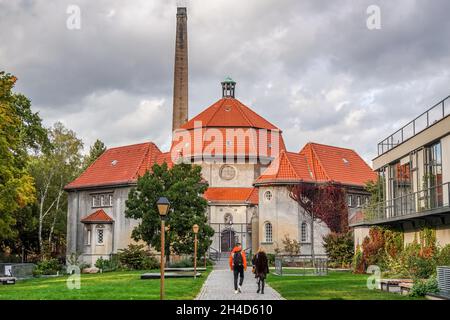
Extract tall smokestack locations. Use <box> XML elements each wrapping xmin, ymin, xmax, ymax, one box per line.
<box><xmin>172</xmin><ymin>6</ymin><xmax>188</xmax><ymax>132</ymax></box>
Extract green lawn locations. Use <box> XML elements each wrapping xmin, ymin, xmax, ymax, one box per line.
<box><xmin>0</xmin><ymin>269</ymin><xmax>210</xmax><ymax>300</ymax></box>
<box><xmin>267</xmin><ymin>270</ymin><xmax>421</xmax><ymax>300</ymax></box>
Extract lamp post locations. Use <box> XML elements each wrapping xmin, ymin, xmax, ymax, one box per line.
<box><xmin>192</xmin><ymin>224</ymin><xmax>199</xmax><ymax>279</ymax></box>
<box><xmin>157</xmin><ymin>197</ymin><xmax>170</xmax><ymax>300</ymax></box>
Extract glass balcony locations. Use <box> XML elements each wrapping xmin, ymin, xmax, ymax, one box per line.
<box><xmin>358</xmin><ymin>182</ymin><xmax>450</xmax><ymax>225</ymax></box>
<box><xmin>377</xmin><ymin>96</ymin><xmax>450</xmax><ymax>156</ymax></box>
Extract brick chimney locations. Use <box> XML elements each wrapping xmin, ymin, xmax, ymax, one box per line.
<box><xmin>172</xmin><ymin>7</ymin><xmax>188</xmax><ymax>132</ymax></box>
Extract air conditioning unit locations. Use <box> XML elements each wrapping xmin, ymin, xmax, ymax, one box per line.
<box><xmin>437</xmin><ymin>266</ymin><xmax>450</xmax><ymax>294</ymax></box>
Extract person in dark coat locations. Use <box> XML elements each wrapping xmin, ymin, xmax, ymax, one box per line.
<box><xmin>252</xmin><ymin>247</ymin><xmax>269</xmax><ymax>294</ymax></box>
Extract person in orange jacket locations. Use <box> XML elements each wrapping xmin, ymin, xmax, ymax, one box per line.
<box><xmin>229</xmin><ymin>243</ymin><xmax>247</xmax><ymax>294</ymax></box>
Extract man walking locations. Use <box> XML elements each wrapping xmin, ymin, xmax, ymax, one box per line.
<box><xmin>229</xmin><ymin>242</ymin><xmax>247</xmax><ymax>294</ymax></box>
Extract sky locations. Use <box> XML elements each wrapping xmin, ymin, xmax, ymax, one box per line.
<box><xmin>1</xmin><ymin>0</ymin><xmax>449</xmax><ymax>164</ymax></box>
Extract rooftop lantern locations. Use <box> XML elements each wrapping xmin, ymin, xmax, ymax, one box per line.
<box><xmin>221</xmin><ymin>76</ymin><xmax>236</xmax><ymax>98</ymax></box>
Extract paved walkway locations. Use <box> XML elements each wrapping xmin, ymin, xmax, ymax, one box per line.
<box><xmin>196</xmin><ymin>258</ymin><xmax>284</xmax><ymax>300</ymax></box>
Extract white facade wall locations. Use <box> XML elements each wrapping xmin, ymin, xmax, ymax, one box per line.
<box><xmin>66</xmin><ymin>186</ymin><xmax>141</xmax><ymax>266</ymax></box>
<box><xmin>257</xmin><ymin>186</ymin><xmax>330</xmax><ymax>255</ymax></box>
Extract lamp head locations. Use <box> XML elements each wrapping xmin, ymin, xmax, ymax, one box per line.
<box><xmin>157</xmin><ymin>197</ymin><xmax>170</xmax><ymax>217</ymax></box>
<box><xmin>192</xmin><ymin>224</ymin><xmax>199</xmax><ymax>234</ymax></box>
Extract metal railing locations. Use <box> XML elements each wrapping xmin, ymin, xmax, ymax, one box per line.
<box><xmin>377</xmin><ymin>96</ymin><xmax>450</xmax><ymax>156</ymax></box>
<box><xmin>361</xmin><ymin>182</ymin><xmax>450</xmax><ymax>224</ymax></box>
<box><xmin>274</xmin><ymin>255</ymin><xmax>328</xmax><ymax>276</ymax></box>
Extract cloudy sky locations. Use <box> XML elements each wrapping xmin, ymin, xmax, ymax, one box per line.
<box><xmin>1</xmin><ymin>0</ymin><xmax>449</xmax><ymax>164</ymax></box>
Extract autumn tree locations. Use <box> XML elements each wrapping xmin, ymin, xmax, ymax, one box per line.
<box><xmin>125</xmin><ymin>162</ymin><xmax>214</xmax><ymax>263</ymax></box>
<box><xmin>289</xmin><ymin>182</ymin><xmax>348</xmax><ymax>261</ymax></box>
<box><xmin>0</xmin><ymin>72</ymin><xmax>48</xmax><ymax>242</ymax></box>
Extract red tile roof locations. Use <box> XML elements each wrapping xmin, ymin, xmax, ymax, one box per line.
<box><xmin>65</xmin><ymin>142</ymin><xmax>162</xmax><ymax>190</ymax></box>
<box><xmin>171</xmin><ymin>127</ymin><xmax>285</xmax><ymax>159</ymax></box>
<box><xmin>172</xmin><ymin>98</ymin><xmax>286</xmax><ymax>159</ymax></box>
<box><xmin>180</xmin><ymin>98</ymin><xmax>279</xmax><ymax>130</ymax></box>
<box><xmin>255</xmin><ymin>150</ymin><xmax>315</xmax><ymax>184</ymax></box>
<box><xmin>246</xmin><ymin>188</ymin><xmax>259</xmax><ymax>205</ymax></box>
<box><xmin>255</xmin><ymin>143</ymin><xmax>376</xmax><ymax>187</ymax></box>
<box><xmin>156</xmin><ymin>152</ymin><xmax>174</xmax><ymax>168</ymax></box>
<box><xmin>299</xmin><ymin>143</ymin><xmax>377</xmax><ymax>186</ymax></box>
<box><xmin>80</xmin><ymin>209</ymin><xmax>113</xmax><ymax>223</ymax></box>
<box><xmin>203</xmin><ymin>187</ymin><xmax>258</xmax><ymax>204</ymax></box>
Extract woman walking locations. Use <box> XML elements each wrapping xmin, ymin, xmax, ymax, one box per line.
<box><xmin>252</xmin><ymin>247</ymin><xmax>269</xmax><ymax>294</ymax></box>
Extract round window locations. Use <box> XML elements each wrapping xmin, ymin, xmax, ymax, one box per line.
<box><xmin>220</xmin><ymin>165</ymin><xmax>236</xmax><ymax>180</ymax></box>
<box><xmin>264</xmin><ymin>191</ymin><xmax>273</xmax><ymax>201</ymax></box>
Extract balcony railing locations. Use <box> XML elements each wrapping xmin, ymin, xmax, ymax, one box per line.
<box><xmin>377</xmin><ymin>96</ymin><xmax>450</xmax><ymax>156</ymax></box>
<box><xmin>360</xmin><ymin>182</ymin><xmax>450</xmax><ymax>224</ymax></box>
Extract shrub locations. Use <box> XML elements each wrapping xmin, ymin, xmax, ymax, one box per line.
<box><xmin>362</xmin><ymin>227</ymin><xmax>387</xmax><ymax>269</ymax></box>
<box><xmin>117</xmin><ymin>244</ymin><xmax>158</xmax><ymax>270</ymax></box>
<box><xmin>169</xmin><ymin>258</ymin><xmax>193</xmax><ymax>268</ymax></box>
<box><xmin>352</xmin><ymin>245</ymin><xmax>364</xmax><ymax>274</ymax></box>
<box><xmin>66</xmin><ymin>252</ymin><xmax>90</xmax><ymax>271</ymax></box>
<box><xmin>95</xmin><ymin>255</ymin><xmax>120</xmax><ymax>272</ymax></box>
<box><xmin>323</xmin><ymin>232</ymin><xmax>354</xmax><ymax>268</ymax></box>
<box><xmin>267</xmin><ymin>253</ymin><xmax>276</xmax><ymax>267</ymax></box>
<box><xmin>282</xmin><ymin>234</ymin><xmax>300</xmax><ymax>256</ymax></box>
<box><xmin>33</xmin><ymin>258</ymin><xmax>63</xmax><ymax>276</ymax></box>
<box><xmin>407</xmin><ymin>254</ymin><xmax>436</xmax><ymax>279</ymax></box>
<box><xmin>410</xmin><ymin>276</ymin><xmax>439</xmax><ymax>297</ymax></box>
<box><xmin>436</xmin><ymin>244</ymin><xmax>450</xmax><ymax>266</ymax></box>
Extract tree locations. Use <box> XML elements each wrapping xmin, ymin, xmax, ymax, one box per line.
<box><xmin>125</xmin><ymin>162</ymin><xmax>214</xmax><ymax>263</ymax></box>
<box><xmin>28</xmin><ymin>122</ymin><xmax>83</xmax><ymax>255</ymax></box>
<box><xmin>83</xmin><ymin>139</ymin><xmax>106</xmax><ymax>170</ymax></box>
<box><xmin>0</xmin><ymin>72</ymin><xmax>48</xmax><ymax>241</ymax></box>
<box><xmin>289</xmin><ymin>182</ymin><xmax>348</xmax><ymax>262</ymax></box>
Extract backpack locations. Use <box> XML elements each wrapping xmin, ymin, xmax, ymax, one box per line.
<box><xmin>233</xmin><ymin>251</ymin><xmax>243</xmax><ymax>267</ymax></box>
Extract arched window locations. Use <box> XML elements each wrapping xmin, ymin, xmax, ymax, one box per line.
<box><xmin>301</xmin><ymin>222</ymin><xmax>308</xmax><ymax>243</ymax></box>
<box><xmin>264</xmin><ymin>222</ymin><xmax>273</xmax><ymax>243</ymax></box>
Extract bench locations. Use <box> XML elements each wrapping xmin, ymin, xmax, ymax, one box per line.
<box><xmin>380</xmin><ymin>279</ymin><xmax>413</xmax><ymax>293</ymax></box>
<box><xmin>0</xmin><ymin>277</ymin><xmax>17</xmax><ymax>285</ymax></box>
<box><xmin>399</xmin><ymin>282</ymin><xmax>413</xmax><ymax>295</ymax></box>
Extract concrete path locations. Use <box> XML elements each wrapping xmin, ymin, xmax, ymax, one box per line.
<box><xmin>196</xmin><ymin>258</ymin><xmax>284</xmax><ymax>300</ymax></box>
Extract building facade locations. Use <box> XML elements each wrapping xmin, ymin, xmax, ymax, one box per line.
<box><xmin>64</xmin><ymin>6</ymin><xmax>376</xmax><ymax>265</ymax></box>
<box><xmin>351</xmin><ymin>95</ymin><xmax>450</xmax><ymax>248</ymax></box>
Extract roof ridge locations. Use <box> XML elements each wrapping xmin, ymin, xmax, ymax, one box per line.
<box><xmin>234</xmin><ymin>99</ymin><xmax>255</xmax><ymax>127</ymax></box>
<box><xmin>206</xmin><ymin>99</ymin><xmax>227</xmax><ymax>127</ymax></box>
<box><xmin>133</xmin><ymin>143</ymin><xmax>155</xmax><ymax>180</ymax></box>
<box><xmin>308</xmin><ymin>143</ymin><xmax>331</xmax><ymax>180</ymax></box>
<box><xmin>285</xmin><ymin>151</ymin><xmax>307</xmax><ymax>180</ymax></box>
<box><xmin>107</xmin><ymin>141</ymin><xmax>154</xmax><ymax>151</ymax></box>
<box><xmin>308</xmin><ymin>141</ymin><xmax>355</xmax><ymax>152</ymax></box>
<box><xmin>236</xmin><ymin>98</ymin><xmax>280</xmax><ymax>130</ymax></box>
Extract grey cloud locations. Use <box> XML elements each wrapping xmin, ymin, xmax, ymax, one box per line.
<box><xmin>1</xmin><ymin>0</ymin><xmax>449</xmax><ymax>162</ymax></box>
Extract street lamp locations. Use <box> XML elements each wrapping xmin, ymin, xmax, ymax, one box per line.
<box><xmin>157</xmin><ymin>197</ymin><xmax>170</xmax><ymax>300</ymax></box>
<box><xmin>192</xmin><ymin>224</ymin><xmax>199</xmax><ymax>279</ymax></box>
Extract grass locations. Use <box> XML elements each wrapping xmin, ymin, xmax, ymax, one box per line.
<box><xmin>0</xmin><ymin>269</ymin><xmax>211</xmax><ymax>300</ymax></box>
<box><xmin>267</xmin><ymin>270</ymin><xmax>422</xmax><ymax>300</ymax></box>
